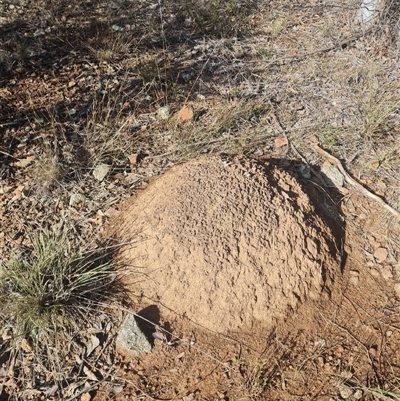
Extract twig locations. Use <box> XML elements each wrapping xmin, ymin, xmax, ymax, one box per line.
<box><xmin>312</xmin><ymin>142</ymin><xmax>400</xmax><ymax>220</ymax></box>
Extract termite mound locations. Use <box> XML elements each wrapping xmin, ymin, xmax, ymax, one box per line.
<box><xmin>109</xmin><ymin>155</ymin><xmax>341</xmax><ymax>333</ymax></box>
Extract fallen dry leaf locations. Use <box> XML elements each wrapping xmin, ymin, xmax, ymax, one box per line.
<box><xmin>81</xmin><ymin>392</ymin><xmax>92</xmax><ymax>401</ymax></box>
<box><xmin>370</xmin><ymin>159</ymin><xmax>380</xmax><ymax>170</ymax></box>
<box><xmin>177</xmin><ymin>105</ymin><xmax>193</xmax><ymax>123</ymax></box>
<box><xmin>275</xmin><ymin>136</ymin><xmax>288</xmax><ymax>148</ymax></box>
<box><xmin>83</xmin><ymin>366</ymin><xmax>98</xmax><ymax>381</ymax></box>
<box><xmin>14</xmin><ymin>156</ymin><xmax>36</xmax><ymax>168</ymax></box>
<box><xmin>20</xmin><ymin>338</ymin><xmax>32</xmax><ymax>353</ymax></box>
<box><xmin>129</xmin><ymin>153</ymin><xmax>139</xmax><ymax>165</ymax></box>
<box><xmin>85</xmin><ymin>334</ymin><xmax>100</xmax><ymax>357</ymax></box>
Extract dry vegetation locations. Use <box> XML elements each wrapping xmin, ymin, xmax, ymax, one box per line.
<box><xmin>1</xmin><ymin>0</ymin><xmax>400</xmax><ymax>399</ymax></box>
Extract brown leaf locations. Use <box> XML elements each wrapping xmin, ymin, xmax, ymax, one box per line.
<box><xmin>177</xmin><ymin>105</ymin><xmax>193</xmax><ymax>123</ymax></box>
<box><xmin>275</xmin><ymin>136</ymin><xmax>288</xmax><ymax>148</ymax></box>
<box><xmin>370</xmin><ymin>159</ymin><xmax>380</xmax><ymax>170</ymax></box>
<box><xmin>81</xmin><ymin>392</ymin><xmax>92</xmax><ymax>401</ymax></box>
<box><xmin>14</xmin><ymin>156</ymin><xmax>36</xmax><ymax>168</ymax></box>
<box><xmin>20</xmin><ymin>338</ymin><xmax>32</xmax><ymax>353</ymax></box>
<box><xmin>129</xmin><ymin>154</ymin><xmax>139</xmax><ymax>165</ymax></box>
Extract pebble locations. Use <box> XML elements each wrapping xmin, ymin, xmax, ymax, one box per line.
<box><xmin>157</xmin><ymin>105</ymin><xmax>171</xmax><ymax>120</ymax></box>
<box><xmin>69</xmin><ymin>193</ymin><xmax>85</xmax><ymax>206</ymax></box>
<box><xmin>93</xmin><ymin>164</ymin><xmax>111</xmax><ymax>182</ymax></box>
<box><xmin>394</xmin><ymin>282</ymin><xmax>400</xmax><ymax>299</ymax></box>
<box><xmin>380</xmin><ymin>265</ymin><xmax>393</xmax><ymax>280</ymax></box>
<box><xmin>321</xmin><ymin>161</ymin><xmax>345</xmax><ymax>188</ymax></box>
<box><xmin>335</xmin><ymin>345</ymin><xmax>345</xmax><ymax>357</ymax></box>
<box><xmin>116</xmin><ymin>314</ymin><xmax>152</xmax><ymax>355</ymax></box>
<box><xmin>374</xmin><ymin>247</ymin><xmax>388</xmax><ymax>261</ymax></box>
<box><xmin>338</xmin><ymin>384</ymin><xmax>353</xmax><ymax>399</ymax></box>
<box><xmin>349</xmin><ymin>270</ymin><xmax>359</xmax><ymax>286</ymax></box>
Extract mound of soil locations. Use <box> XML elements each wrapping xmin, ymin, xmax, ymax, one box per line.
<box><xmin>112</xmin><ymin>155</ymin><xmax>340</xmax><ymax>333</ymax></box>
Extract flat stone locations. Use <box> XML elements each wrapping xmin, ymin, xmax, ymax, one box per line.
<box><xmin>374</xmin><ymin>247</ymin><xmax>388</xmax><ymax>262</ymax></box>
<box><xmin>321</xmin><ymin>161</ymin><xmax>344</xmax><ymax>188</ymax></box>
<box><xmin>116</xmin><ymin>314</ymin><xmax>152</xmax><ymax>355</ymax></box>
<box><xmin>93</xmin><ymin>163</ymin><xmax>111</xmax><ymax>182</ymax></box>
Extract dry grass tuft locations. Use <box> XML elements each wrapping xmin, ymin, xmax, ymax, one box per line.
<box><xmin>0</xmin><ymin>230</ymin><xmax>119</xmax><ymax>361</ymax></box>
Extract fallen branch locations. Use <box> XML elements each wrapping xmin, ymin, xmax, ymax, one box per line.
<box><xmin>312</xmin><ymin>142</ymin><xmax>400</xmax><ymax>220</ymax></box>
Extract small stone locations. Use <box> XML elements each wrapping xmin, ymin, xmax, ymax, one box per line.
<box><xmin>182</xmin><ymin>73</ymin><xmax>191</xmax><ymax>82</ymax></box>
<box><xmin>69</xmin><ymin>193</ymin><xmax>85</xmax><ymax>206</ymax></box>
<box><xmin>93</xmin><ymin>164</ymin><xmax>111</xmax><ymax>182</ymax></box>
<box><xmin>349</xmin><ymin>270</ymin><xmax>359</xmax><ymax>286</ymax></box>
<box><xmin>298</xmin><ymin>164</ymin><xmax>311</xmax><ymax>179</ymax></box>
<box><xmin>317</xmin><ymin>356</ymin><xmax>325</xmax><ymax>367</ymax></box>
<box><xmin>394</xmin><ymin>282</ymin><xmax>400</xmax><ymax>299</ymax></box>
<box><xmin>338</xmin><ymin>384</ymin><xmax>353</xmax><ymax>399</ymax></box>
<box><xmin>321</xmin><ymin>161</ymin><xmax>345</xmax><ymax>188</ymax></box>
<box><xmin>111</xmin><ymin>24</ymin><xmax>124</xmax><ymax>31</ymax></box>
<box><xmin>380</xmin><ymin>266</ymin><xmax>393</xmax><ymax>280</ymax></box>
<box><xmin>314</xmin><ymin>338</ymin><xmax>326</xmax><ymax>347</ymax></box>
<box><xmin>116</xmin><ymin>314</ymin><xmax>152</xmax><ymax>355</ymax></box>
<box><xmin>335</xmin><ymin>345</ymin><xmax>345</xmax><ymax>357</ymax></box>
<box><xmin>157</xmin><ymin>105</ymin><xmax>171</xmax><ymax>120</ymax></box>
<box><xmin>374</xmin><ymin>247</ymin><xmax>388</xmax><ymax>261</ymax></box>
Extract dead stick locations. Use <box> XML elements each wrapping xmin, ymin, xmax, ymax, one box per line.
<box><xmin>312</xmin><ymin>143</ymin><xmax>400</xmax><ymax>220</ymax></box>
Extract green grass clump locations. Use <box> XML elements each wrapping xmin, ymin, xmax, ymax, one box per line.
<box><xmin>0</xmin><ymin>230</ymin><xmax>118</xmax><ymax>345</ymax></box>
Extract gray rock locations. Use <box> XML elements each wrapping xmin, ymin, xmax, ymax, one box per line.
<box><xmin>157</xmin><ymin>105</ymin><xmax>171</xmax><ymax>120</ymax></box>
<box><xmin>355</xmin><ymin>0</ymin><xmax>378</xmax><ymax>24</ymax></box>
<box><xmin>69</xmin><ymin>192</ymin><xmax>85</xmax><ymax>206</ymax></box>
<box><xmin>321</xmin><ymin>162</ymin><xmax>344</xmax><ymax>188</ymax></box>
<box><xmin>116</xmin><ymin>314</ymin><xmax>152</xmax><ymax>355</ymax></box>
<box><xmin>93</xmin><ymin>163</ymin><xmax>111</xmax><ymax>182</ymax></box>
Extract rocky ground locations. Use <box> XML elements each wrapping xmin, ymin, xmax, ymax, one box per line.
<box><xmin>1</xmin><ymin>0</ymin><xmax>400</xmax><ymax>399</ymax></box>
